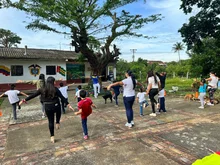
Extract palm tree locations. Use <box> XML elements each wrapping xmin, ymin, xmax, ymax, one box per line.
<box><xmin>172</xmin><ymin>42</ymin><xmax>185</xmax><ymax>63</ymax></box>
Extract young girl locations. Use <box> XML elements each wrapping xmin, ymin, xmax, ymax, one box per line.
<box><xmin>198</xmin><ymin>78</ymin><xmax>207</xmax><ymax>109</ymax></box>
<box><xmin>136</xmin><ymin>88</ymin><xmax>149</xmax><ymax>116</ymax></box>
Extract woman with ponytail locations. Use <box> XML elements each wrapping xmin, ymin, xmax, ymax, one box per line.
<box><xmin>146</xmin><ymin>70</ymin><xmax>161</xmax><ymax>116</ymax></box>
<box><xmin>19</xmin><ymin>76</ymin><xmax>74</xmax><ymax>143</ymax></box>
<box><xmin>107</xmin><ymin>70</ymin><xmax>142</xmax><ymax>128</ymax></box>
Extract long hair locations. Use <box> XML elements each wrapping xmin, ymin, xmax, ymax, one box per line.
<box><xmin>147</xmin><ymin>70</ymin><xmax>158</xmax><ymax>84</ymax></box>
<box><xmin>44</xmin><ymin>76</ymin><xmax>56</xmax><ymax>99</ymax></box>
<box><xmin>127</xmin><ymin>70</ymin><xmax>136</xmax><ymax>89</ymax></box>
<box><xmin>39</xmin><ymin>73</ymin><xmax>45</xmax><ymax>87</ymax></box>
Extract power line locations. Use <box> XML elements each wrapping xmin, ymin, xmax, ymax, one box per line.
<box><xmin>130</xmin><ymin>49</ymin><xmax>137</xmax><ymax>62</ymax></box>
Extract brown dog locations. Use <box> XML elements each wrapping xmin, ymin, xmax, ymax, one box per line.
<box><xmin>184</xmin><ymin>94</ymin><xmax>195</xmax><ymax>101</ymax></box>
<box><xmin>204</xmin><ymin>96</ymin><xmax>219</xmax><ymax>105</ymax></box>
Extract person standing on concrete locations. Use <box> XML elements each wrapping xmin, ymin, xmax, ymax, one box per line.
<box><xmin>74</xmin><ymin>85</ymin><xmax>82</xmax><ymax>102</ymax></box>
<box><xmin>59</xmin><ymin>82</ymin><xmax>75</xmax><ymax>114</ymax></box>
<box><xmin>107</xmin><ymin>70</ymin><xmax>140</xmax><ymax>128</ymax></box>
<box><xmin>17</xmin><ymin>73</ymin><xmax>46</xmax><ymax>118</ymax></box>
<box><xmin>19</xmin><ymin>76</ymin><xmax>74</xmax><ymax>143</ymax></box>
<box><xmin>205</xmin><ymin>71</ymin><xmax>218</xmax><ymax>106</ymax></box>
<box><xmin>75</xmin><ymin>90</ymin><xmax>96</xmax><ymax>140</ymax></box>
<box><xmin>146</xmin><ymin>70</ymin><xmax>161</xmax><ymax>117</ymax></box>
<box><xmin>109</xmin><ymin>80</ymin><xmax>121</xmax><ymax>107</ymax></box>
<box><xmin>91</xmin><ymin>74</ymin><xmax>101</xmax><ymax>98</ymax></box>
<box><xmin>0</xmin><ymin>84</ymin><xmax>28</xmax><ymax>124</ymax></box>
<box><xmin>156</xmin><ymin>72</ymin><xmax>167</xmax><ymax>113</ymax></box>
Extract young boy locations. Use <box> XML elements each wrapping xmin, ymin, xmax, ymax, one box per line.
<box><xmin>136</xmin><ymin>88</ymin><xmax>149</xmax><ymax>116</ymax></box>
<box><xmin>75</xmin><ymin>85</ymin><xmax>82</xmax><ymax>102</ymax></box>
<box><xmin>59</xmin><ymin>82</ymin><xmax>74</xmax><ymax>114</ymax></box>
<box><xmin>0</xmin><ymin>84</ymin><xmax>28</xmax><ymax>123</ymax></box>
<box><xmin>157</xmin><ymin>89</ymin><xmax>166</xmax><ymax>113</ymax></box>
<box><xmin>75</xmin><ymin>90</ymin><xmax>96</xmax><ymax>140</ymax></box>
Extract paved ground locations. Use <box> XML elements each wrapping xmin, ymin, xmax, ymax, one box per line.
<box><xmin>0</xmin><ymin>91</ymin><xmax>220</xmax><ymax>165</ymax></box>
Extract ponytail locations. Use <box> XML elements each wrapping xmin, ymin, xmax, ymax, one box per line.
<box><xmin>127</xmin><ymin>70</ymin><xmax>136</xmax><ymax>89</ymax></box>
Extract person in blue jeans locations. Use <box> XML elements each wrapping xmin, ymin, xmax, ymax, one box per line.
<box><xmin>110</xmin><ymin>80</ymin><xmax>121</xmax><ymax>107</ymax></box>
<box><xmin>136</xmin><ymin>88</ymin><xmax>149</xmax><ymax>116</ymax></box>
<box><xmin>108</xmin><ymin>70</ymin><xmax>142</xmax><ymax>128</ymax></box>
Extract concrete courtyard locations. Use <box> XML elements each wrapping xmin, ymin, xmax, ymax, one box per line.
<box><xmin>0</xmin><ymin>91</ymin><xmax>220</xmax><ymax>165</ymax></box>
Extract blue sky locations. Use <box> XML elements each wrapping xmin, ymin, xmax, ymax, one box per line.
<box><xmin>0</xmin><ymin>0</ymin><xmax>195</xmax><ymax>62</ymax></box>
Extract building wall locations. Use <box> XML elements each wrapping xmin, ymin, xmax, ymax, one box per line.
<box><xmin>0</xmin><ymin>59</ymin><xmax>67</xmax><ymax>84</ymax></box>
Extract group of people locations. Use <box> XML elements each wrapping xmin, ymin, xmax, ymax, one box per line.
<box><xmin>1</xmin><ymin>70</ymin><xmax>218</xmax><ymax>143</ymax></box>
<box><xmin>198</xmin><ymin>71</ymin><xmax>219</xmax><ymax>109</ymax></box>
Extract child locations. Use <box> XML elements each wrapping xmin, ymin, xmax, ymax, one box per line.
<box><xmin>110</xmin><ymin>81</ymin><xmax>121</xmax><ymax>107</ymax></box>
<box><xmin>75</xmin><ymin>85</ymin><xmax>82</xmax><ymax>102</ymax></box>
<box><xmin>59</xmin><ymin>82</ymin><xmax>75</xmax><ymax>114</ymax></box>
<box><xmin>158</xmin><ymin>89</ymin><xmax>166</xmax><ymax>113</ymax></box>
<box><xmin>198</xmin><ymin>78</ymin><xmax>207</xmax><ymax>109</ymax></box>
<box><xmin>136</xmin><ymin>88</ymin><xmax>149</xmax><ymax>116</ymax></box>
<box><xmin>75</xmin><ymin>90</ymin><xmax>96</xmax><ymax>140</ymax></box>
<box><xmin>0</xmin><ymin>84</ymin><xmax>28</xmax><ymax>123</ymax></box>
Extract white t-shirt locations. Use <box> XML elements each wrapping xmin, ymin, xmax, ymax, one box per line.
<box><xmin>158</xmin><ymin>89</ymin><xmax>165</xmax><ymax>98</ymax></box>
<box><xmin>208</xmin><ymin>76</ymin><xmax>218</xmax><ymax>88</ymax></box>
<box><xmin>75</xmin><ymin>89</ymin><xmax>81</xmax><ymax>98</ymax></box>
<box><xmin>4</xmin><ymin>90</ymin><xmax>20</xmax><ymax>104</ymax></box>
<box><xmin>122</xmin><ymin>77</ymin><xmax>136</xmax><ymax>97</ymax></box>
<box><xmin>59</xmin><ymin>86</ymin><xmax>68</xmax><ymax>98</ymax></box>
<box><xmin>137</xmin><ymin>92</ymin><xmax>146</xmax><ymax>103</ymax></box>
<box><xmin>148</xmin><ymin>76</ymin><xmax>160</xmax><ymax>88</ymax></box>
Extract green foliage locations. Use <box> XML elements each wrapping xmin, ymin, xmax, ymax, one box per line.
<box><xmin>179</xmin><ymin>0</ymin><xmax>220</xmax><ymax>50</ymax></box>
<box><xmin>7</xmin><ymin>0</ymin><xmax>162</xmax><ymax>75</ymax></box>
<box><xmin>0</xmin><ymin>28</ymin><xmax>22</xmax><ymax>47</ymax></box>
<box><xmin>190</xmin><ymin>38</ymin><xmax>220</xmax><ymax>77</ymax></box>
<box><xmin>0</xmin><ymin>98</ymin><xmax>4</xmax><ymax>106</ymax></box>
<box><xmin>172</xmin><ymin>42</ymin><xmax>185</xmax><ymax>62</ymax></box>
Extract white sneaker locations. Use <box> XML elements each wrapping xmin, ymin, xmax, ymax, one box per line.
<box><xmin>207</xmin><ymin>102</ymin><xmax>214</xmax><ymax>106</ymax></box>
<box><xmin>156</xmin><ymin>111</ymin><xmax>161</xmax><ymax>114</ymax></box>
<box><xmin>125</xmin><ymin>122</ymin><xmax>132</xmax><ymax>128</ymax></box>
<box><xmin>149</xmin><ymin>113</ymin><xmax>156</xmax><ymax>117</ymax></box>
<box><xmin>198</xmin><ymin>106</ymin><xmax>204</xmax><ymax>109</ymax></box>
<box><xmin>131</xmin><ymin>121</ymin><xmax>134</xmax><ymax>126</ymax></box>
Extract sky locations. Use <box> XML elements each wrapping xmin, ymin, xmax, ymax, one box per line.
<box><xmin>0</xmin><ymin>0</ymin><xmax>195</xmax><ymax>62</ymax></box>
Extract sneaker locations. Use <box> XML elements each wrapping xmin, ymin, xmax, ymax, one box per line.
<box><xmin>140</xmin><ymin>114</ymin><xmax>144</xmax><ymax>117</ymax></box>
<box><xmin>149</xmin><ymin>113</ymin><xmax>156</xmax><ymax>117</ymax></box>
<box><xmin>115</xmin><ymin>105</ymin><xmax>119</xmax><ymax>107</ymax></box>
<box><xmin>207</xmin><ymin>102</ymin><xmax>214</xmax><ymax>106</ymax></box>
<box><xmin>42</xmin><ymin>115</ymin><xmax>46</xmax><ymax>118</ymax></box>
<box><xmin>125</xmin><ymin>122</ymin><xmax>132</xmax><ymax>128</ymax></box>
<box><xmin>131</xmin><ymin>121</ymin><xmax>134</xmax><ymax>126</ymax></box>
<box><xmin>198</xmin><ymin>106</ymin><xmax>204</xmax><ymax>109</ymax></box>
<box><xmin>156</xmin><ymin>111</ymin><xmax>161</xmax><ymax>114</ymax></box>
<box><xmin>84</xmin><ymin>135</ymin><xmax>88</xmax><ymax>140</ymax></box>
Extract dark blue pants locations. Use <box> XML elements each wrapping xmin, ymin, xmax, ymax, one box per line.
<box><xmin>123</xmin><ymin>96</ymin><xmax>135</xmax><ymax>123</ymax></box>
<box><xmin>82</xmin><ymin>118</ymin><xmax>88</xmax><ymax>135</ymax></box>
<box><xmin>114</xmin><ymin>92</ymin><xmax>120</xmax><ymax>105</ymax></box>
<box><xmin>61</xmin><ymin>98</ymin><xmax>68</xmax><ymax>114</ymax></box>
<box><xmin>158</xmin><ymin>97</ymin><xmax>166</xmax><ymax>112</ymax></box>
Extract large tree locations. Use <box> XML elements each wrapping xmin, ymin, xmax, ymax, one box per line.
<box><xmin>172</xmin><ymin>42</ymin><xmax>185</xmax><ymax>62</ymax></box>
<box><xmin>7</xmin><ymin>0</ymin><xmax>162</xmax><ymax>75</ymax></box>
<box><xmin>0</xmin><ymin>28</ymin><xmax>22</xmax><ymax>47</ymax></box>
<box><xmin>179</xmin><ymin>0</ymin><xmax>220</xmax><ymax>50</ymax></box>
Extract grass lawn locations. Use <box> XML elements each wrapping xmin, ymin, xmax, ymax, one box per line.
<box><xmin>165</xmin><ymin>78</ymin><xmax>195</xmax><ymax>96</ymax></box>
<box><xmin>0</xmin><ymin>98</ymin><xmax>4</xmax><ymax>106</ymax></box>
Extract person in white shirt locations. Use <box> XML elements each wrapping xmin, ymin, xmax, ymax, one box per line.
<box><xmin>136</xmin><ymin>88</ymin><xmax>149</xmax><ymax>117</ymax></box>
<box><xmin>59</xmin><ymin>82</ymin><xmax>74</xmax><ymax>113</ymax></box>
<box><xmin>107</xmin><ymin>70</ymin><xmax>142</xmax><ymax>128</ymax></box>
<box><xmin>205</xmin><ymin>71</ymin><xmax>219</xmax><ymax>105</ymax></box>
<box><xmin>158</xmin><ymin>89</ymin><xmax>166</xmax><ymax>113</ymax></box>
<box><xmin>146</xmin><ymin>70</ymin><xmax>161</xmax><ymax>117</ymax></box>
<box><xmin>0</xmin><ymin>84</ymin><xmax>28</xmax><ymax>123</ymax></box>
<box><xmin>75</xmin><ymin>85</ymin><xmax>82</xmax><ymax>102</ymax></box>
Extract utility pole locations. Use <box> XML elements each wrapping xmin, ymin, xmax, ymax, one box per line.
<box><xmin>130</xmin><ymin>49</ymin><xmax>137</xmax><ymax>62</ymax></box>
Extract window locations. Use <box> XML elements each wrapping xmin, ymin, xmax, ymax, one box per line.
<box><xmin>11</xmin><ymin>65</ymin><xmax>23</xmax><ymax>76</ymax></box>
<box><xmin>46</xmin><ymin>66</ymin><xmax>56</xmax><ymax>75</ymax></box>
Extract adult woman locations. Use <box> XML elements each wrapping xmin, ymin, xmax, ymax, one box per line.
<box><xmin>19</xmin><ymin>76</ymin><xmax>74</xmax><ymax>143</ymax></box>
<box><xmin>17</xmin><ymin>73</ymin><xmax>46</xmax><ymax>118</ymax></box>
<box><xmin>107</xmin><ymin>70</ymin><xmax>140</xmax><ymax>128</ymax></box>
<box><xmin>205</xmin><ymin>71</ymin><xmax>218</xmax><ymax>105</ymax></box>
<box><xmin>146</xmin><ymin>70</ymin><xmax>160</xmax><ymax>117</ymax></box>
